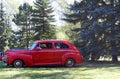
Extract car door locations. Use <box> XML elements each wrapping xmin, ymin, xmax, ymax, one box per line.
<box><xmin>36</xmin><ymin>42</ymin><xmax>54</xmax><ymax>65</ymax></box>
<box><xmin>53</xmin><ymin>42</ymin><xmax>70</xmax><ymax>64</ymax></box>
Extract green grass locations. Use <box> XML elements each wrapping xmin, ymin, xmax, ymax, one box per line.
<box><xmin>0</xmin><ymin>61</ymin><xmax>120</xmax><ymax>79</ymax></box>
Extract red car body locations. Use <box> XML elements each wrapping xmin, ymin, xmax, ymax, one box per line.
<box><xmin>3</xmin><ymin>40</ymin><xmax>83</xmax><ymax>68</ymax></box>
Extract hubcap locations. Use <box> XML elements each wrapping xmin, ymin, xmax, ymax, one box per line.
<box><xmin>16</xmin><ymin>62</ymin><xmax>21</xmax><ymax>66</ymax></box>
<box><xmin>14</xmin><ymin>60</ymin><xmax>23</xmax><ymax>68</ymax></box>
<box><xmin>67</xmin><ymin>60</ymin><xmax>72</xmax><ymax>65</ymax></box>
<box><xmin>66</xmin><ymin>59</ymin><xmax>74</xmax><ymax>67</ymax></box>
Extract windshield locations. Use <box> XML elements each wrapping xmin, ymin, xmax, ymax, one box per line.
<box><xmin>28</xmin><ymin>42</ymin><xmax>37</xmax><ymax>50</ymax></box>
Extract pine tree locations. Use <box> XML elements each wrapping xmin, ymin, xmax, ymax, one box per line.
<box><xmin>0</xmin><ymin>0</ymin><xmax>12</xmax><ymax>51</ymax></box>
<box><xmin>0</xmin><ymin>0</ymin><xmax>4</xmax><ymax>36</ymax></box>
<box><xmin>64</xmin><ymin>0</ymin><xmax>120</xmax><ymax>61</ymax></box>
<box><xmin>13</xmin><ymin>3</ymin><xmax>32</xmax><ymax>48</ymax></box>
<box><xmin>31</xmin><ymin>0</ymin><xmax>56</xmax><ymax>40</ymax></box>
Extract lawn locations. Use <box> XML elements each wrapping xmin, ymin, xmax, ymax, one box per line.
<box><xmin>0</xmin><ymin>61</ymin><xmax>120</xmax><ymax>79</ymax></box>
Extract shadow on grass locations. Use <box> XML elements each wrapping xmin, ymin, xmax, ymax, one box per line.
<box><xmin>1</xmin><ymin>71</ymin><xmax>68</xmax><ymax>79</ymax></box>
<box><xmin>76</xmin><ymin>61</ymin><xmax>120</xmax><ymax>71</ymax></box>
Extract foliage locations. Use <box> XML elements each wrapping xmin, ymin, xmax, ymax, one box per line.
<box><xmin>55</xmin><ymin>26</ymin><xmax>69</xmax><ymax>40</ymax></box>
<box><xmin>31</xmin><ymin>0</ymin><xmax>56</xmax><ymax>40</ymax></box>
<box><xmin>64</xmin><ymin>0</ymin><xmax>120</xmax><ymax>61</ymax></box>
<box><xmin>13</xmin><ymin>3</ymin><xmax>33</xmax><ymax>48</ymax></box>
<box><xmin>0</xmin><ymin>1</ymin><xmax>4</xmax><ymax>36</ymax></box>
<box><xmin>58</xmin><ymin>23</ymin><xmax>81</xmax><ymax>45</ymax></box>
<box><xmin>0</xmin><ymin>2</ymin><xmax>12</xmax><ymax>51</ymax></box>
<box><xmin>1</xmin><ymin>0</ymin><xmax>56</xmax><ymax>50</ymax></box>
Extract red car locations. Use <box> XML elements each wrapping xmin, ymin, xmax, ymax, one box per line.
<box><xmin>3</xmin><ymin>40</ymin><xmax>83</xmax><ymax>68</ymax></box>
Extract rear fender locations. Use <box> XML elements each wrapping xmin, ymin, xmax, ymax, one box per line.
<box><xmin>61</xmin><ymin>53</ymin><xmax>76</xmax><ymax>65</ymax></box>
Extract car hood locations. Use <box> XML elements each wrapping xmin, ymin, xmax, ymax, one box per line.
<box><xmin>5</xmin><ymin>49</ymin><xmax>29</xmax><ymax>54</ymax></box>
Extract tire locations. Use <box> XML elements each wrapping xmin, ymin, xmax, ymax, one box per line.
<box><xmin>65</xmin><ymin>58</ymin><xmax>75</xmax><ymax>67</ymax></box>
<box><xmin>13</xmin><ymin>59</ymin><xmax>23</xmax><ymax>68</ymax></box>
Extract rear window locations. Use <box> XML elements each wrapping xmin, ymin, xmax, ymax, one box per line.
<box><xmin>55</xmin><ymin>42</ymin><xmax>69</xmax><ymax>49</ymax></box>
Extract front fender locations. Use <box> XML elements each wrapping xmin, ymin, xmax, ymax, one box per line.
<box><xmin>7</xmin><ymin>54</ymin><xmax>33</xmax><ymax>66</ymax></box>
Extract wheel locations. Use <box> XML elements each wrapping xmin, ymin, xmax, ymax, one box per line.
<box><xmin>65</xmin><ymin>58</ymin><xmax>75</xmax><ymax>67</ymax></box>
<box><xmin>13</xmin><ymin>59</ymin><xmax>23</xmax><ymax>68</ymax></box>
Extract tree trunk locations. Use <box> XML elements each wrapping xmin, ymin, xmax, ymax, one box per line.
<box><xmin>112</xmin><ymin>55</ymin><xmax>118</xmax><ymax>62</ymax></box>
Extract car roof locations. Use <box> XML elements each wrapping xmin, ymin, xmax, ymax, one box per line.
<box><xmin>35</xmin><ymin>39</ymin><xmax>69</xmax><ymax>43</ymax></box>
<box><xmin>35</xmin><ymin>40</ymin><xmax>74</xmax><ymax>48</ymax></box>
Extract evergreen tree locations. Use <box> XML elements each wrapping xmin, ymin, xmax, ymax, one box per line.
<box><xmin>0</xmin><ymin>0</ymin><xmax>12</xmax><ymax>51</ymax></box>
<box><xmin>13</xmin><ymin>3</ymin><xmax>32</xmax><ymax>48</ymax></box>
<box><xmin>0</xmin><ymin>0</ymin><xmax>4</xmax><ymax>36</ymax></box>
<box><xmin>31</xmin><ymin>0</ymin><xmax>56</xmax><ymax>40</ymax></box>
<box><xmin>64</xmin><ymin>0</ymin><xmax>120</xmax><ymax>62</ymax></box>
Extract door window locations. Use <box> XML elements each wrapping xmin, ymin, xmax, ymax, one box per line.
<box><xmin>38</xmin><ymin>43</ymin><xmax>52</xmax><ymax>49</ymax></box>
<box><xmin>55</xmin><ymin>42</ymin><xmax>69</xmax><ymax>49</ymax></box>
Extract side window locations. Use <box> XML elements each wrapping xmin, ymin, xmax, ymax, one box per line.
<box><xmin>38</xmin><ymin>43</ymin><xmax>52</xmax><ymax>49</ymax></box>
<box><xmin>55</xmin><ymin>43</ymin><xmax>61</xmax><ymax>49</ymax></box>
<box><xmin>55</xmin><ymin>42</ymin><xmax>69</xmax><ymax>49</ymax></box>
<box><xmin>61</xmin><ymin>43</ymin><xmax>69</xmax><ymax>48</ymax></box>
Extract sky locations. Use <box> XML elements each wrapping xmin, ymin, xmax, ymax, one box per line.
<box><xmin>51</xmin><ymin>0</ymin><xmax>78</xmax><ymax>26</ymax></box>
<box><xmin>17</xmin><ymin>0</ymin><xmax>35</xmax><ymax>5</ymax></box>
